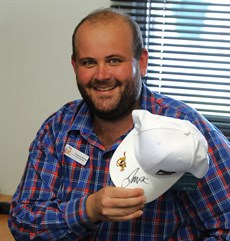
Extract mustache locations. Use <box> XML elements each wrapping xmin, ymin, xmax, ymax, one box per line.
<box><xmin>88</xmin><ymin>78</ymin><xmax>121</xmax><ymax>89</ymax></box>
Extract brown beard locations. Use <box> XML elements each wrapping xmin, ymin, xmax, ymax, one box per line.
<box><xmin>77</xmin><ymin>77</ymin><xmax>142</xmax><ymax>121</ymax></box>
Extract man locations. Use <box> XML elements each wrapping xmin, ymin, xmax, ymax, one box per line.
<box><xmin>9</xmin><ymin>8</ymin><xmax>230</xmax><ymax>240</ymax></box>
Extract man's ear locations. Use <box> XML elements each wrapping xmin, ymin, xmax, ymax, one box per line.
<box><xmin>71</xmin><ymin>55</ymin><xmax>77</xmax><ymax>74</ymax></box>
<box><xmin>139</xmin><ymin>48</ymin><xmax>148</xmax><ymax>77</ymax></box>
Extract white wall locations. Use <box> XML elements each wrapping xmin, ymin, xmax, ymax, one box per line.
<box><xmin>0</xmin><ymin>0</ymin><xmax>110</xmax><ymax>195</ymax></box>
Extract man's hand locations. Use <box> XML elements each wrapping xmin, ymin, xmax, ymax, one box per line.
<box><xmin>86</xmin><ymin>186</ymin><xmax>146</xmax><ymax>222</ymax></box>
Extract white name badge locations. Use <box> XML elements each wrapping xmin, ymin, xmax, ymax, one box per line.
<box><xmin>64</xmin><ymin>144</ymin><xmax>89</xmax><ymax>166</ymax></box>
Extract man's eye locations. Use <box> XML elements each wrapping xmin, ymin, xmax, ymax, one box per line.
<box><xmin>81</xmin><ymin>60</ymin><xmax>96</xmax><ymax>67</ymax></box>
<box><xmin>109</xmin><ymin>58</ymin><xmax>122</xmax><ymax>65</ymax></box>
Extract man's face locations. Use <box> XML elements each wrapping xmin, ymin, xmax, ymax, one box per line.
<box><xmin>72</xmin><ymin>19</ymin><xmax>147</xmax><ymax>120</ymax></box>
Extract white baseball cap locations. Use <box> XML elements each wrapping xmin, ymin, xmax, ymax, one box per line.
<box><xmin>109</xmin><ymin>110</ymin><xmax>209</xmax><ymax>203</ymax></box>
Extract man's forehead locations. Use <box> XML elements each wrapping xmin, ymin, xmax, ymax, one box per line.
<box><xmin>73</xmin><ymin>16</ymin><xmax>134</xmax><ymax>59</ymax></box>
<box><xmin>78</xmin><ymin>17</ymin><xmax>128</xmax><ymax>32</ymax></box>
<box><xmin>75</xmin><ymin>19</ymin><xmax>132</xmax><ymax>46</ymax></box>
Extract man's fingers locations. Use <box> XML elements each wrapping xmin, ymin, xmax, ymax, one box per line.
<box><xmin>103</xmin><ymin>194</ymin><xmax>146</xmax><ymax>209</ymax></box>
<box><xmin>111</xmin><ymin>187</ymin><xmax>145</xmax><ymax>199</ymax></box>
<box><xmin>99</xmin><ymin>187</ymin><xmax>146</xmax><ymax>209</ymax></box>
<box><xmin>107</xmin><ymin>209</ymin><xmax>144</xmax><ymax>222</ymax></box>
<box><xmin>101</xmin><ymin>203</ymin><xmax>144</xmax><ymax>218</ymax></box>
<box><xmin>86</xmin><ymin>186</ymin><xmax>146</xmax><ymax>223</ymax></box>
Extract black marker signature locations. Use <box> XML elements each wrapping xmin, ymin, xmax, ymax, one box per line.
<box><xmin>121</xmin><ymin>168</ymin><xmax>149</xmax><ymax>188</ymax></box>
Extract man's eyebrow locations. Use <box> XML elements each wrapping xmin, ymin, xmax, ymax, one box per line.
<box><xmin>105</xmin><ymin>54</ymin><xmax>125</xmax><ymax>60</ymax></box>
<box><xmin>77</xmin><ymin>55</ymin><xmax>125</xmax><ymax>63</ymax></box>
<box><xmin>78</xmin><ymin>57</ymin><xmax>95</xmax><ymax>62</ymax></box>
<box><xmin>106</xmin><ymin>54</ymin><xmax>123</xmax><ymax>58</ymax></box>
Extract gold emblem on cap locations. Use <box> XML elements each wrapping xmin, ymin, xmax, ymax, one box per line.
<box><xmin>116</xmin><ymin>151</ymin><xmax>127</xmax><ymax>171</ymax></box>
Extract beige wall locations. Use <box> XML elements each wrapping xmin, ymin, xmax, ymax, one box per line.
<box><xmin>0</xmin><ymin>0</ymin><xmax>110</xmax><ymax>195</ymax></box>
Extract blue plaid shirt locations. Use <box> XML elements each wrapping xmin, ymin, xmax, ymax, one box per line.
<box><xmin>9</xmin><ymin>84</ymin><xmax>230</xmax><ymax>240</ymax></box>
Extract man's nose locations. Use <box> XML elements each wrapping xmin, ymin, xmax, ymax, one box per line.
<box><xmin>95</xmin><ymin>63</ymin><xmax>111</xmax><ymax>80</ymax></box>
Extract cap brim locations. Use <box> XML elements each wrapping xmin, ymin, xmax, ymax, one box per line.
<box><xmin>110</xmin><ymin>129</ymin><xmax>183</xmax><ymax>203</ymax></box>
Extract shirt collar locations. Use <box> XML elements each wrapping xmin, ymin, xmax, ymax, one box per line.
<box><xmin>69</xmin><ymin>101</ymin><xmax>94</xmax><ymax>135</ymax></box>
<box><xmin>140</xmin><ymin>83</ymin><xmax>157</xmax><ymax>113</ymax></box>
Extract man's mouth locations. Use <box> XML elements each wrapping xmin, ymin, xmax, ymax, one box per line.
<box><xmin>94</xmin><ymin>86</ymin><xmax>116</xmax><ymax>91</ymax></box>
<box><xmin>90</xmin><ymin>79</ymin><xmax>120</xmax><ymax>92</ymax></box>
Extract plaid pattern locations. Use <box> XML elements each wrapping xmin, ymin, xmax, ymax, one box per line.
<box><xmin>9</xmin><ymin>84</ymin><xmax>230</xmax><ymax>240</ymax></box>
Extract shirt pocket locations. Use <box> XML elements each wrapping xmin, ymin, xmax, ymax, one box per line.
<box><xmin>58</xmin><ymin>155</ymin><xmax>91</xmax><ymax>201</ymax></box>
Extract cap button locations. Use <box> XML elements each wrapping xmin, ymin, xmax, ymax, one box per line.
<box><xmin>184</xmin><ymin>128</ymin><xmax>190</xmax><ymax>135</ymax></box>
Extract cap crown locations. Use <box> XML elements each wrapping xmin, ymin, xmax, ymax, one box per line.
<box><xmin>132</xmin><ymin>110</ymin><xmax>209</xmax><ymax>178</ymax></box>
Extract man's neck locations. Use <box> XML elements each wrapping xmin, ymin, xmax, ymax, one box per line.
<box><xmin>93</xmin><ymin>113</ymin><xmax>134</xmax><ymax>150</ymax></box>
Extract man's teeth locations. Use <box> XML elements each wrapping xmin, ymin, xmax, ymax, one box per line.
<box><xmin>95</xmin><ymin>86</ymin><xmax>115</xmax><ymax>91</ymax></box>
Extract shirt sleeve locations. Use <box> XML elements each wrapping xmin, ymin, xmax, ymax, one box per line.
<box><xmin>182</xmin><ymin>127</ymin><xmax>230</xmax><ymax>240</ymax></box>
<box><xmin>8</xmin><ymin>119</ymin><xmax>99</xmax><ymax>240</ymax></box>
<box><xmin>203</xmin><ymin>130</ymin><xmax>230</xmax><ymax>239</ymax></box>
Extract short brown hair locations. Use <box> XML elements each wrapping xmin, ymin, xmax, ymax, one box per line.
<box><xmin>71</xmin><ymin>8</ymin><xmax>144</xmax><ymax>61</ymax></box>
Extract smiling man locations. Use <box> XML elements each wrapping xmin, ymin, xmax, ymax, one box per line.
<box><xmin>72</xmin><ymin>16</ymin><xmax>145</xmax><ymax>120</ymax></box>
<box><xmin>9</xmin><ymin>8</ymin><xmax>230</xmax><ymax>241</ymax></box>
<box><xmin>71</xmin><ymin>11</ymin><xmax>148</xmax><ymax>149</ymax></box>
